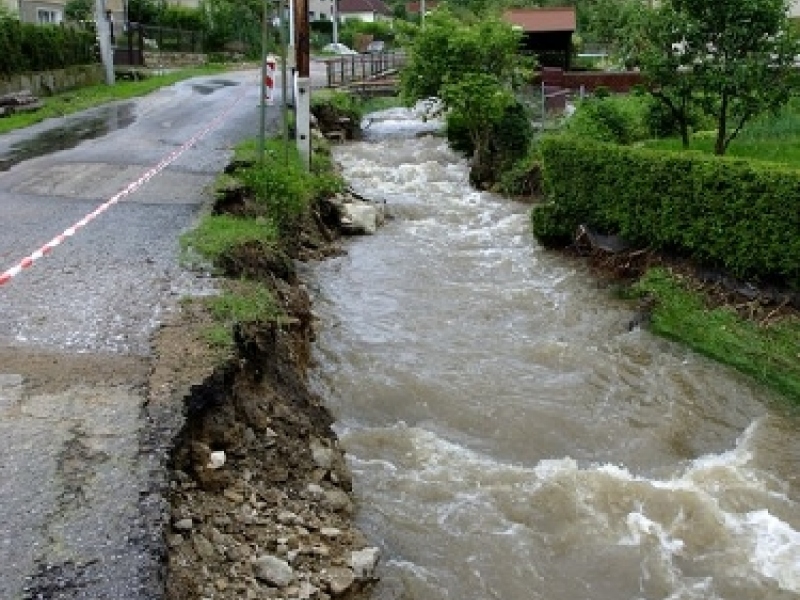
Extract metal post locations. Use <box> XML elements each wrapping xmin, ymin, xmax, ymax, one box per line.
<box><xmin>259</xmin><ymin>0</ymin><xmax>268</xmax><ymax>164</ymax></box>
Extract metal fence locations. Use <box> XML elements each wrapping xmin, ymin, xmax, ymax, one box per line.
<box><xmin>325</xmin><ymin>52</ymin><xmax>406</xmax><ymax>87</ymax></box>
<box><xmin>113</xmin><ymin>22</ymin><xmax>205</xmax><ymax>67</ymax></box>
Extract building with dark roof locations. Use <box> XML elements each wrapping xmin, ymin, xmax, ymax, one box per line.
<box><xmin>503</xmin><ymin>7</ymin><xmax>576</xmax><ymax>69</ymax></box>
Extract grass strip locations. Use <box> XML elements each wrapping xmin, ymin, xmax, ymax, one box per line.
<box><xmin>0</xmin><ymin>65</ymin><xmax>226</xmax><ymax>134</ymax></box>
<box><xmin>181</xmin><ymin>214</ymin><xmax>278</xmax><ymax>266</ymax></box>
<box><xmin>201</xmin><ymin>279</ymin><xmax>285</xmax><ymax>350</ymax></box>
<box><xmin>633</xmin><ymin>267</ymin><xmax>800</xmax><ymax>403</ymax></box>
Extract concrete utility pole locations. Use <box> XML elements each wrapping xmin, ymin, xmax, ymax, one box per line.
<box><xmin>332</xmin><ymin>0</ymin><xmax>339</xmax><ymax>44</ymax></box>
<box><xmin>95</xmin><ymin>0</ymin><xmax>115</xmax><ymax>85</ymax></box>
<box><xmin>293</xmin><ymin>0</ymin><xmax>311</xmax><ymax>169</ymax></box>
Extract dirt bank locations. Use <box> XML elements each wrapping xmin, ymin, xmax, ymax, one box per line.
<box><xmin>146</xmin><ymin>162</ymin><xmax>380</xmax><ymax>599</ymax></box>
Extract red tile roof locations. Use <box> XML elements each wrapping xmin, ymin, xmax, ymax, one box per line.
<box><xmin>339</xmin><ymin>0</ymin><xmax>392</xmax><ymax>15</ymax></box>
<box><xmin>503</xmin><ymin>7</ymin><xmax>576</xmax><ymax>33</ymax></box>
<box><xmin>406</xmin><ymin>0</ymin><xmax>438</xmax><ymax>13</ymax></box>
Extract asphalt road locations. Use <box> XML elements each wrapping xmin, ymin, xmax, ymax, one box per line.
<box><xmin>0</xmin><ymin>68</ymin><xmax>279</xmax><ymax>599</ymax></box>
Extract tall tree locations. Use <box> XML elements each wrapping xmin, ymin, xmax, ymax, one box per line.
<box><xmin>630</xmin><ymin>0</ymin><xmax>799</xmax><ymax>155</ymax></box>
<box><xmin>65</xmin><ymin>0</ymin><xmax>93</xmax><ymax>21</ymax></box>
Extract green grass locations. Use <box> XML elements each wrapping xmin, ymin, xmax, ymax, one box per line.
<box><xmin>360</xmin><ymin>94</ymin><xmax>404</xmax><ymax>113</ymax></box>
<box><xmin>201</xmin><ymin>280</ymin><xmax>285</xmax><ymax>350</ymax></box>
<box><xmin>633</xmin><ymin>268</ymin><xmax>800</xmax><ymax>403</ymax></box>
<box><xmin>180</xmin><ymin>214</ymin><xmax>278</xmax><ymax>266</ymax></box>
<box><xmin>0</xmin><ymin>65</ymin><xmax>226</xmax><ymax>134</ymax></box>
<box><xmin>643</xmin><ymin>98</ymin><xmax>800</xmax><ymax>168</ymax></box>
<box><xmin>207</xmin><ymin>281</ymin><xmax>282</xmax><ymax>324</ymax></box>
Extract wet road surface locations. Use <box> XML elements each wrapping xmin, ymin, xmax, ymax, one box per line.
<box><xmin>0</xmin><ymin>70</ymin><xmax>278</xmax><ymax>599</ymax></box>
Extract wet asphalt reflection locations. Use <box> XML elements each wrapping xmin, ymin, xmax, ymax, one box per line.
<box><xmin>0</xmin><ymin>103</ymin><xmax>136</xmax><ymax>172</ymax></box>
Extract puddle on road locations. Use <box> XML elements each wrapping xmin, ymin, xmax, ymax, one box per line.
<box><xmin>0</xmin><ymin>102</ymin><xmax>136</xmax><ymax>172</ymax></box>
<box><xmin>191</xmin><ymin>79</ymin><xmax>239</xmax><ymax>95</ymax></box>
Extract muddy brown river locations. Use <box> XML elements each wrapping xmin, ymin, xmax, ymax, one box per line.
<box><xmin>309</xmin><ymin>107</ymin><xmax>800</xmax><ymax>600</ymax></box>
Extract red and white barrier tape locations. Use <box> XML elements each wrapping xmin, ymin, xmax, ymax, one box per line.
<box><xmin>0</xmin><ymin>83</ymin><xmax>247</xmax><ymax>287</ymax></box>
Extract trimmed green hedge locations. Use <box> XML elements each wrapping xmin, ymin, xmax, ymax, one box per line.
<box><xmin>0</xmin><ymin>21</ymin><xmax>96</xmax><ymax>76</ymax></box>
<box><xmin>533</xmin><ymin>135</ymin><xmax>800</xmax><ymax>287</ymax></box>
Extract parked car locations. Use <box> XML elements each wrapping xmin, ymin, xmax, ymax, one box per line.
<box><xmin>365</xmin><ymin>40</ymin><xmax>385</xmax><ymax>54</ymax></box>
<box><xmin>322</xmin><ymin>43</ymin><xmax>358</xmax><ymax>55</ymax></box>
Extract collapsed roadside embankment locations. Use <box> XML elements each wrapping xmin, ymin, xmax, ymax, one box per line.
<box><xmin>144</xmin><ymin>116</ymin><xmax>388</xmax><ymax>599</ymax></box>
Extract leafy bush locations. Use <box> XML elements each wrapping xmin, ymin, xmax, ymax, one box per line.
<box><xmin>497</xmin><ymin>146</ymin><xmax>543</xmax><ymax>198</ymax></box>
<box><xmin>0</xmin><ymin>21</ymin><xmax>95</xmax><ymax>76</ymax></box>
<box><xmin>563</xmin><ymin>94</ymin><xmax>650</xmax><ymax>145</ymax></box>
<box><xmin>447</xmin><ymin>99</ymin><xmax>534</xmax><ymax>182</ymax></box>
<box><xmin>239</xmin><ymin>147</ymin><xmax>314</xmax><ymax>234</ymax></box>
<box><xmin>311</xmin><ymin>89</ymin><xmax>363</xmax><ymax>125</ymax></box>
<box><xmin>533</xmin><ymin>135</ymin><xmax>800</xmax><ymax>287</ymax></box>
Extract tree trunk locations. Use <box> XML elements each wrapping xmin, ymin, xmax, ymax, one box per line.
<box><xmin>715</xmin><ymin>94</ymin><xmax>728</xmax><ymax>155</ymax></box>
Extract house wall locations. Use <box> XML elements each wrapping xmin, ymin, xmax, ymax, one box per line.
<box><xmin>339</xmin><ymin>10</ymin><xmax>390</xmax><ymax>22</ymax></box>
<box><xmin>310</xmin><ymin>0</ymin><xmax>335</xmax><ymax>22</ymax></box>
<box><xmin>790</xmin><ymin>0</ymin><xmax>800</xmax><ymax>18</ymax></box>
<box><xmin>16</xmin><ymin>0</ymin><xmax>197</xmax><ymax>24</ymax></box>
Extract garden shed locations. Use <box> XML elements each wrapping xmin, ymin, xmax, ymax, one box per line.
<box><xmin>503</xmin><ymin>7</ymin><xmax>576</xmax><ymax>69</ymax></box>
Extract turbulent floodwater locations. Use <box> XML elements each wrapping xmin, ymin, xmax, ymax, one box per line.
<box><xmin>309</xmin><ymin>107</ymin><xmax>800</xmax><ymax>600</ymax></box>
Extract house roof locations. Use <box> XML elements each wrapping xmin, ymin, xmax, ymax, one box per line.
<box><xmin>406</xmin><ymin>0</ymin><xmax>438</xmax><ymax>14</ymax></box>
<box><xmin>339</xmin><ymin>0</ymin><xmax>392</xmax><ymax>15</ymax></box>
<box><xmin>503</xmin><ymin>7</ymin><xmax>576</xmax><ymax>33</ymax></box>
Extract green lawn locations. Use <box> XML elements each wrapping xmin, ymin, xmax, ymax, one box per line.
<box><xmin>0</xmin><ymin>65</ymin><xmax>227</xmax><ymax>135</ymax></box>
<box><xmin>643</xmin><ymin>98</ymin><xmax>800</xmax><ymax>168</ymax></box>
<box><xmin>633</xmin><ymin>268</ymin><xmax>800</xmax><ymax>404</ymax></box>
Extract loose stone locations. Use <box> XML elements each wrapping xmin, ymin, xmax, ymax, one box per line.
<box><xmin>325</xmin><ymin>567</ymin><xmax>355</xmax><ymax>595</ymax></box>
<box><xmin>174</xmin><ymin>517</ymin><xmax>193</xmax><ymax>531</ymax></box>
<box><xmin>254</xmin><ymin>555</ymin><xmax>294</xmax><ymax>587</ymax></box>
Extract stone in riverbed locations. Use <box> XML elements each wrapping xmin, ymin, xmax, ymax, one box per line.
<box><xmin>325</xmin><ymin>567</ymin><xmax>355</xmax><ymax>595</ymax></box>
<box><xmin>173</xmin><ymin>518</ymin><xmax>193</xmax><ymax>531</ymax></box>
<box><xmin>255</xmin><ymin>555</ymin><xmax>294</xmax><ymax>587</ymax></box>
<box><xmin>341</xmin><ymin>203</ymin><xmax>378</xmax><ymax>235</ymax></box>
<box><xmin>323</xmin><ymin>489</ymin><xmax>353</xmax><ymax>514</ymax></box>
<box><xmin>350</xmin><ymin>547</ymin><xmax>380</xmax><ymax>579</ymax></box>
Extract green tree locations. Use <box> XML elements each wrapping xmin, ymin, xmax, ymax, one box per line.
<box><xmin>629</xmin><ymin>0</ymin><xmax>799</xmax><ymax>155</ymax></box>
<box><xmin>442</xmin><ymin>73</ymin><xmax>516</xmax><ymax>164</ymax></box>
<box><xmin>128</xmin><ymin>0</ymin><xmax>162</xmax><ymax>24</ymax></box>
<box><xmin>202</xmin><ymin>0</ymin><xmax>262</xmax><ymax>55</ymax></box>
<box><xmin>401</xmin><ymin>10</ymin><xmax>532</xmax><ymax>186</ymax></box>
<box><xmin>581</xmin><ymin>0</ymin><xmax>643</xmax><ymax>50</ymax></box>
<box><xmin>400</xmin><ymin>9</ymin><xmax>521</xmax><ymax>103</ymax></box>
<box><xmin>65</xmin><ymin>0</ymin><xmax>92</xmax><ymax>22</ymax></box>
<box><xmin>622</xmin><ymin>3</ymin><xmax>696</xmax><ymax>147</ymax></box>
<box><xmin>0</xmin><ymin>4</ymin><xmax>17</xmax><ymax>21</ymax></box>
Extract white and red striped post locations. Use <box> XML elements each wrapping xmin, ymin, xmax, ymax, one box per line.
<box><xmin>264</xmin><ymin>54</ymin><xmax>277</xmax><ymax>105</ymax></box>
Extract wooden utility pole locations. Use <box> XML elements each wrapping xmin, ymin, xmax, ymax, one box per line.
<box><xmin>293</xmin><ymin>0</ymin><xmax>310</xmax><ymax>77</ymax></box>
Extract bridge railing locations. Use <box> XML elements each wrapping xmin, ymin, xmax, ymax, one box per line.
<box><xmin>325</xmin><ymin>52</ymin><xmax>407</xmax><ymax>87</ymax></box>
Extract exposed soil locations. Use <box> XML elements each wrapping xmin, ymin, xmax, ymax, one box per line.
<box><xmin>565</xmin><ymin>227</ymin><xmax>800</xmax><ymax>326</ymax></box>
<box><xmin>148</xmin><ymin>162</ymin><xmax>379</xmax><ymax>599</ymax></box>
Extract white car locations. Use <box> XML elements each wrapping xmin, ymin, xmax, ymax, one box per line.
<box><xmin>322</xmin><ymin>43</ymin><xmax>358</xmax><ymax>55</ymax></box>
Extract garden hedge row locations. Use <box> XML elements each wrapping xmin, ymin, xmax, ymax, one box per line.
<box><xmin>0</xmin><ymin>20</ymin><xmax>96</xmax><ymax>77</ymax></box>
<box><xmin>532</xmin><ymin>135</ymin><xmax>800</xmax><ymax>287</ymax></box>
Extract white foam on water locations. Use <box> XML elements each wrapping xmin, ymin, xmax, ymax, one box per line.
<box><xmin>345</xmin><ymin>418</ymin><xmax>799</xmax><ymax>596</ymax></box>
<box><xmin>730</xmin><ymin>509</ymin><xmax>800</xmax><ymax>591</ymax></box>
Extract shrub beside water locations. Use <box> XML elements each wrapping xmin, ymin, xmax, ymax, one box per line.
<box><xmin>533</xmin><ymin>135</ymin><xmax>800</xmax><ymax>288</ymax></box>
